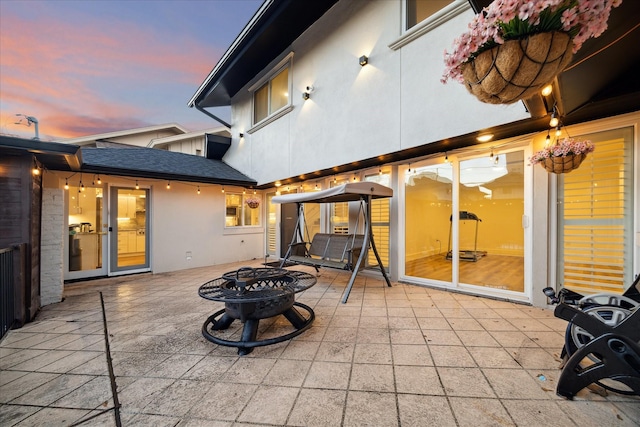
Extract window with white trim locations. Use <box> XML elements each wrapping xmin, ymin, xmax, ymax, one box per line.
<box><xmin>253</xmin><ymin>65</ymin><xmax>290</xmax><ymax>125</ymax></box>
<box><xmin>557</xmin><ymin>126</ymin><xmax>634</xmax><ymax>294</ymax></box>
<box><xmin>225</xmin><ymin>193</ymin><xmax>261</xmax><ymax>227</ymax></box>
<box><xmin>406</xmin><ymin>0</ymin><xmax>456</xmax><ymax>30</ymax></box>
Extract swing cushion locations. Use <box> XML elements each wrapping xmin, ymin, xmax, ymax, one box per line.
<box><xmin>290</xmin><ymin>233</ymin><xmax>365</xmax><ymax>271</ymax></box>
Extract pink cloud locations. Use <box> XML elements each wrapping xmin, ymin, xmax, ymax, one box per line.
<box><xmin>1</xmin><ymin>7</ymin><xmax>223</xmax><ymax>139</ymax></box>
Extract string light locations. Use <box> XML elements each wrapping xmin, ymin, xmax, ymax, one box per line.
<box><xmin>408</xmin><ymin>163</ymin><xmax>411</xmax><ymax>173</ymax></box>
<box><xmin>334</xmin><ymin>176</ymin><xmax>337</xmax><ymax>184</ymax></box>
<box><xmin>96</xmin><ymin>175</ymin><xmax>102</xmax><ymax>185</ymax></box>
<box><xmin>166</xmin><ymin>181</ymin><xmax>171</xmax><ymax>189</ymax></box>
<box><xmin>444</xmin><ymin>153</ymin><xmax>449</xmax><ymax>163</ymax></box>
<box><xmin>80</xmin><ymin>181</ymin><xmax>85</xmax><ymax>191</ymax></box>
<box><xmin>64</xmin><ymin>178</ymin><xmax>69</xmax><ymax>190</ymax></box>
<box><xmin>545</xmin><ymin>130</ymin><xmax>551</xmax><ymax>146</ymax></box>
<box><xmin>379</xmin><ymin>168</ymin><xmax>382</xmax><ymax>175</ymax></box>
<box><xmin>135</xmin><ymin>180</ymin><xmax>139</xmax><ymax>190</ymax></box>
<box><xmin>197</xmin><ymin>186</ymin><xmax>201</xmax><ymax>195</ymax></box>
<box><xmin>555</xmin><ymin>125</ymin><xmax>562</xmax><ymax>137</ymax></box>
<box><xmin>221</xmin><ymin>187</ymin><xmax>225</xmax><ymax>193</ymax></box>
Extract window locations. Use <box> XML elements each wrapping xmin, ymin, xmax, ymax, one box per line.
<box><xmin>253</xmin><ymin>66</ymin><xmax>290</xmax><ymax>124</ymax></box>
<box><xmin>406</xmin><ymin>0</ymin><xmax>455</xmax><ymax>29</ymax></box>
<box><xmin>557</xmin><ymin>127</ymin><xmax>634</xmax><ymax>294</ymax></box>
<box><xmin>225</xmin><ymin>193</ymin><xmax>261</xmax><ymax>227</ymax></box>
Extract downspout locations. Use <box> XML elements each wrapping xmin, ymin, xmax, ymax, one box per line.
<box><xmin>195</xmin><ymin>105</ymin><xmax>231</xmax><ymax>129</ymax></box>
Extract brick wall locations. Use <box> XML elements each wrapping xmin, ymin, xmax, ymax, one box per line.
<box><xmin>40</xmin><ymin>188</ymin><xmax>64</xmax><ymax>305</ymax></box>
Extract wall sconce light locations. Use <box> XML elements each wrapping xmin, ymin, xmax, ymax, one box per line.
<box><xmin>239</xmin><ymin>133</ymin><xmax>244</xmax><ymax>138</ymax></box>
<box><xmin>302</xmin><ymin>91</ymin><xmax>310</xmax><ymax>100</ymax></box>
<box><xmin>359</xmin><ymin>55</ymin><xmax>368</xmax><ymax>66</ymax></box>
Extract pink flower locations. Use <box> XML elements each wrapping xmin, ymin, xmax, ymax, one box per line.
<box><xmin>441</xmin><ymin>0</ymin><xmax>623</xmax><ymax>84</ymax></box>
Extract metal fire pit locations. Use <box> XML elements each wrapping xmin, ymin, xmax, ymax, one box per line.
<box><xmin>198</xmin><ymin>267</ymin><xmax>316</xmax><ymax>355</ymax></box>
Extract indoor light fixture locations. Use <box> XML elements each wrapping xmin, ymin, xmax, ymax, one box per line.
<box><xmin>359</xmin><ymin>55</ymin><xmax>368</xmax><ymax>66</ymax></box>
<box><xmin>302</xmin><ymin>91</ymin><xmax>310</xmax><ymax>100</ymax></box>
<box><xmin>541</xmin><ymin>84</ymin><xmax>553</xmax><ymax>97</ymax></box>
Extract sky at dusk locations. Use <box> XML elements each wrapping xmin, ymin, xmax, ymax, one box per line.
<box><xmin>0</xmin><ymin>0</ymin><xmax>263</xmax><ymax>141</ymax></box>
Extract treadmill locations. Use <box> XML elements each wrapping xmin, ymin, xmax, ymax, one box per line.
<box><xmin>445</xmin><ymin>211</ymin><xmax>487</xmax><ymax>262</ymax></box>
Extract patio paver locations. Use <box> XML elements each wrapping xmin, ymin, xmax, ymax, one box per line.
<box><xmin>1</xmin><ymin>261</ymin><xmax>638</xmax><ymax>426</ymax></box>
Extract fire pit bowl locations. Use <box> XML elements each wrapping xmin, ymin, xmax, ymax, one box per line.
<box><xmin>198</xmin><ymin>267</ymin><xmax>316</xmax><ymax>355</ymax></box>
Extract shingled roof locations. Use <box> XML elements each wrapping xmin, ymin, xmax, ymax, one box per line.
<box><xmin>0</xmin><ymin>135</ymin><xmax>256</xmax><ymax>187</ymax></box>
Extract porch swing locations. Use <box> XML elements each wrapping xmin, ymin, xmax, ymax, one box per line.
<box><xmin>272</xmin><ymin>182</ymin><xmax>393</xmax><ymax>303</ymax></box>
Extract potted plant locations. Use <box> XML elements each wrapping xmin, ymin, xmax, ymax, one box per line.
<box><xmin>529</xmin><ymin>137</ymin><xmax>594</xmax><ymax>173</ymax></box>
<box><xmin>442</xmin><ymin>0</ymin><xmax>622</xmax><ymax>104</ymax></box>
<box><xmin>245</xmin><ymin>195</ymin><xmax>261</xmax><ymax>209</ymax></box>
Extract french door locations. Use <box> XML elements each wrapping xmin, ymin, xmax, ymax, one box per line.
<box><xmin>404</xmin><ymin>147</ymin><xmax>528</xmax><ymax>298</ymax></box>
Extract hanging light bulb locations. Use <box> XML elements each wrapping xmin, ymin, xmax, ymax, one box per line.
<box><xmin>494</xmin><ymin>154</ymin><xmax>500</xmax><ymax>165</ymax></box>
<box><xmin>333</xmin><ymin>176</ymin><xmax>337</xmax><ymax>184</ymax></box>
<box><xmin>80</xmin><ymin>181</ymin><xmax>85</xmax><ymax>191</ymax></box>
<box><xmin>545</xmin><ymin>130</ymin><xmax>551</xmax><ymax>146</ymax></box>
<box><xmin>490</xmin><ymin>149</ymin><xmax>494</xmax><ymax>159</ymax></box>
<box><xmin>243</xmin><ymin>189</ymin><xmax>246</xmax><ymax>194</ymax></box>
<box><xmin>135</xmin><ymin>180</ymin><xmax>139</xmax><ymax>190</ymax></box>
<box><xmin>408</xmin><ymin>163</ymin><xmax>411</xmax><ymax>173</ymax></box>
<box><xmin>444</xmin><ymin>153</ymin><xmax>449</xmax><ymax>163</ymax></box>
<box><xmin>96</xmin><ymin>175</ymin><xmax>101</xmax><ymax>185</ymax></box>
<box><xmin>221</xmin><ymin>187</ymin><xmax>225</xmax><ymax>193</ymax></box>
<box><xmin>556</xmin><ymin>125</ymin><xmax>562</xmax><ymax>137</ymax></box>
<box><xmin>254</xmin><ymin>189</ymin><xmax>256</xmax><ymax>194</ymax></box>
<box><xmin>64</xmin><ymin>178</ymin><xmax>69</xmax><ymax>190</ymax></box>
<box><xmin>167</xmin><ymin>181</ymin><xmax>171</xmax><ymax>189</ymax></box>
<box><xmin>549</xmin><ymin>110</ymin><xmax>559</xmax><ymax>128</ymax></box>
<box><xmin>197</xmin><ymin>186</ymin><xmax>201</xmax><ymax>195</ymax></box>
<box><xmin>379</xmin><ymin>168</ymin><xmax>382</xmax><ymax>175</ymax></box>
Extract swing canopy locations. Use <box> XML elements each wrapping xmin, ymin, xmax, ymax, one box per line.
<box><xmin>272</xmin><ymin>182</ymin><xmax>393</xmax><ymax>204</ymax></box>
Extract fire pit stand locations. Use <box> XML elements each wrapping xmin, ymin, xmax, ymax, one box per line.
<box><xmin>198</xmin><ymin>267</ymin><xmax>316</xmax><ymax>355</ymax></box>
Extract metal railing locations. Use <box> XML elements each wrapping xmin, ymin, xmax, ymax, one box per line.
<box><xmin>0</xmin><ymin>247</ymin><xmax>15</xmax><ymax>341</ymax></box>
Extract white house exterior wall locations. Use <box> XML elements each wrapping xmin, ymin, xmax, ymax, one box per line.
<box><xmin>149</xmin><ymin>181</ymin><xmax>264</xmax><ymax>273</ymax></box>
<box><xmin>226</xmin><ymin>0</ymin><xmax>529</xmax><ymax>185</ymax></box>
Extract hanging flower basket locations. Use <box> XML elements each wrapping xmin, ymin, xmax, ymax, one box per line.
<box><xmin>529</xmin><ymin>137</ymin><xmax>594</xmax><ymax>174</ymax></box>
<box><xmin>461</xmin><ymin>31</ymin><xmax>573</xmax><ymax>104</ymax></box>
<box><xmin>442</xmin><ymin>0</ymin><xmax>623</xmax><ymax>105</ymax></box>
<box><xmin>245</xmin><ymin>196</ymin><xmax>261</xmax><ymax>209</ymax></box>
<box><xmin>541</xmin><ymin>152</ymin><xmax>586</xmax><ymax>173</ymax></box>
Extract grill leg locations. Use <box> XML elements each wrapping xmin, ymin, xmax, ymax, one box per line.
<box><xmin>211</xmin><ymin>312</ymin><xmax>235</xmax><ymax>330</ymax></box>
<box><xmin>283</xmin><ymin>306</ymin><xmax>307</xmax><ymax>329</ymax></box>
<box><xmin>238</xmin><ymin>319</ymin><xmax>259</xmax><ymax>355</ymax></box>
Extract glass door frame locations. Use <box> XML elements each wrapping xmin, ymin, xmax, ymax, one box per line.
<box><xmin>109</xmin><ymin>186</ymin><xmax>151</xmax><ymax>275</ymax></box>
<box><xmin>399</xmin><ymin>141</ymin><xmax>533</xmax><ymax>302</ymax></box>
<box><xmin>64</xmin><ymin>183</ymin><xmax>108</xmax><ymax>281</ymax></box>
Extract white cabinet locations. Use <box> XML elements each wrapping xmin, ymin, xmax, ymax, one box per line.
<box><xmin>117</xmin><ymin>230</ymin><xmax>137</xmax><ymax>254</ymax></box>
<box><xmin>136</xmin><ymin>234</ymin><xmax>145</xmax><ymax>252</ymax></box>
<box><xmin>117</xmin><ymin>196</ymin><xmax>136</xmax><ymax>218</ymax></box>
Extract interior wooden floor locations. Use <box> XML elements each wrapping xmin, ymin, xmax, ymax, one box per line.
<box><xmin>406</xmin><ymin>253</ymin><xmax>524</xmax><ymax>292</ymax></box>
<box><xmin>118</xmin><ymin>253</ymin><xmax>146</xmax><ymax>267</ymax></box>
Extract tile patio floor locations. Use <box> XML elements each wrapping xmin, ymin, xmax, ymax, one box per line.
<box><xmin>1</xmin><ymin>261</ymin><xmax>638</xmax><ymax>426</ymax></box>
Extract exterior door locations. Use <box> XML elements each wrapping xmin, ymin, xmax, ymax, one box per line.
<box><xmin>66</xmin><ymin>185</ymin><xmax>108</xmax><ymax>280</ymax></box>
<box><xmin>110</xmin><ymin>187</ymin><xmax>149</xmax><ymax>273</ymax></box>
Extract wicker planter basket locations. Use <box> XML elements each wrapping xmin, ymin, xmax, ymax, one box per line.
<box><xmin>246</xmin><ymin>201</ymin><xmax>260</xmax><ymax>209</ymax></box>
<box><xmin>541</xmin><ymin>153</ymin><xmax>587</xmax><ymax>174</ymax></box>
<box><xmin>462</xmin><ymin>31</ymin><xmax>573</xmax><ymax>104</ymax></box>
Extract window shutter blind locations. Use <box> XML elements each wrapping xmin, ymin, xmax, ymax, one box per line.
<box><xmin>558</xmin><ymin>128</ymin><xmax>633</xmax><ymax>294</ymax></box>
